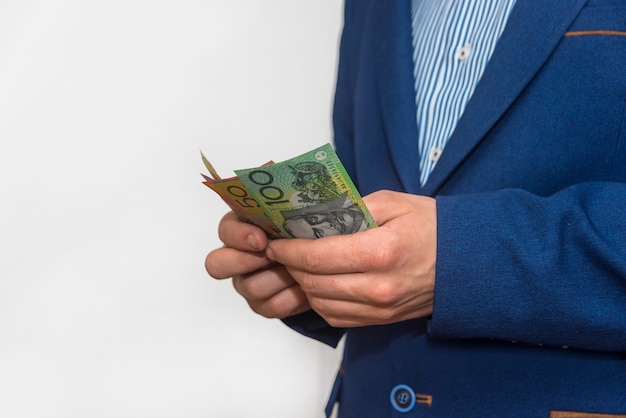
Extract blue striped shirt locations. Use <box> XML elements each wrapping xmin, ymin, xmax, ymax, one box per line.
<box><xmin>411</xmin><ymin>0</ymin><xmax>517</xmax><ymax>185</ymax></box>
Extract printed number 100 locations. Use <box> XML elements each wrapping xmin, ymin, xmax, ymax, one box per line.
<box><xmin>247</xmin><ymin>170</ymin><xmax>289</xmax><ymax>206</ymax></box>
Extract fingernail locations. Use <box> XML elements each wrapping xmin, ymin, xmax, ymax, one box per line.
<box><xmin>265</xmin><ymin>245</ymin><xmax>275</xmax><ymax>261</ymax></box>
<box><xmin>246</xmin><ymin>234</ymin><xmax>259</xmax><ymax>250</ymax></box>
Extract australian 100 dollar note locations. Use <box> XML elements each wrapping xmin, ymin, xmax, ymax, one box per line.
<box><xmin>200</xmin><ymin>152</ymin><xmax>282</xmax><ymax>239</ymax></box>
<box><xmin>234</xmin><ymin>143</ymin><xmax>377</xmax><ymax>239</ymax></box>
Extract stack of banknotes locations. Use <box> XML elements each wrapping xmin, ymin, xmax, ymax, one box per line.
<box><xmin>201</xmin><ymin>143</ymin><xmax>377</xmax><ymax>239</ymax></box>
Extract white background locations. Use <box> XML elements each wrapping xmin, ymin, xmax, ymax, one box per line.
<box><xmin>0</xmin><ymin>1</ymin><xmax>343</xmax><ymax>417</ymax></box>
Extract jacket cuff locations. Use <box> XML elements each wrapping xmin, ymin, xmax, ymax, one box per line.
<box><xmin>282</xmin><ymin>310</ymin><xmax>346</xmax><ymax>347</ymax></box>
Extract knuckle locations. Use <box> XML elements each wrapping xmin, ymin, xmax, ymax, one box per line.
<box><xmin>233</xmin><ymin>273</ymin><xmax>269</xmax><ymax>301</ymax></box>
<box><xmin>376</xmin><ymin>189</ymin><xmax>395</xmax><ymax>201</ymax></box>
<box><xmin>365</xmin><ymin>189</ymin><xmax>391</xmax><ymax>207</ymax></box>
<box><xmin>369</xmin><ymin>280</ymin><xmax>401</xmax><ymax>306</ymax></box>
<box><xmin>242</xmin><ymin>276</ymin><xmax>267</xmax><ymax>300</ymax></box>
<box><xmin>265</xmin><ymin>294</ymin><xmax>297</xmax><ymax>319</ymax></box>
<box><xmin>265</xmin><ymin>300</ymin><xmax>289</xmax><ymax>319</ymax></box>
<box><xmin>245</xmin><ymin>292</ymin><xmax>284</xmax><ymax>319</ymax></box>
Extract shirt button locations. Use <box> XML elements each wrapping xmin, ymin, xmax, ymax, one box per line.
<box><xmin>429</xmin><ymin>147</ymin><xmax>443</xmax><ymax>163</ymax></box>
<box><xmin>390</xmin><ymin>384</ymin><xmax>416</xmax><ymax>413</ymax></box>
<box><xmin>456</xmin><ymin>44</ymin><xmax>471</xmax><ymax>61</ymax></box>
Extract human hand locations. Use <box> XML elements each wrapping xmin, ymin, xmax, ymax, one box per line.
<box><xmin>265</xmin><ymin>190</ymin><xmax>436</xmax><ymax>328</ymax></box>
<box><xmin>205</xmin><ymin>211</ymin><xmax>311</xmax><ymax>319</ymax></box>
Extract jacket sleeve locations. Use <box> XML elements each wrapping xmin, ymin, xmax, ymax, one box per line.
<box><xmin>431</xmin><ymin>182</ymin><xmax>626</xmax><ymax>352</ymax></box>
<box><xmin>282</xmin><ymin>310</ymin><xmax>345</xmax><ymax>347</ymax></box>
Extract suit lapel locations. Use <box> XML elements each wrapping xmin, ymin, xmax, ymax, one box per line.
<box><xmin>374</xmin><ymin>0</ymin><xmax>422</xmax><ymax>193</ymax></box>
<box><xmin>420</xmin><ymin>0</ymin><xmax>589</xmax><ymax>196</ymax></box>
<box><xmin>373</xmin><ymin>0</ymin><xmax>589</xmax><ymax>196</ymax></box>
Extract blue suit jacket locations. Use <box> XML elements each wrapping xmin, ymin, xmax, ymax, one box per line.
<box><xmin>286</xmin><ymin>0</ymin><xmax>626</xmax><ymax>416</ymax></box>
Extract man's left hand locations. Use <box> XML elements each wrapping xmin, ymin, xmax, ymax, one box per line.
<box><xmin>266</xmin><ymin>190</ymin><xmax>437</xmax><ymax>328</ymax></box>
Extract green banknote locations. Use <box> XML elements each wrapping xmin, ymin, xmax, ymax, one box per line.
<box><xmin>234</xmin><ymin>143</ymin><xmax>377</xmax><ymax>239</ymax></box>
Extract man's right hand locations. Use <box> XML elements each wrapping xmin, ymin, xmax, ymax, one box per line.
<box><xmin>205</xmin><ymin>211</ymin><xmax>311</xmax><ymax>319</ymax></box>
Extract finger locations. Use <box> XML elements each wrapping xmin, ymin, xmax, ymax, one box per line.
<box><xmin>205</xmin><ymin>246</ymin><xmax>273</xmax><ymax>279</ymax></box>
<box><xmin>267</xmin><ymin>227</ymin><xmax>395</xmax><ymax>274</ymax></box>
<box><xmin>307</xmin><ymin>294</ymin><xmax>434</xmax><ymax>328</ymax></box>
<box><xmin>288</xmin><ymin>268</ymin><xmax>420</xmax><ymax>306</ymax></box>
<box><xmin>218</xmin><ymin>211</ymin><xmax>269</xmax><ymax>251</ymax></box>
<box><xmin>245</xmin><ymin>283</ymin><xmax>311</xmax><ymax>319</ymax></box>
<box><xmin>232</xmin><ymin>264</ymin><xmax>295</xmax><ymax>302</ymax></box>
